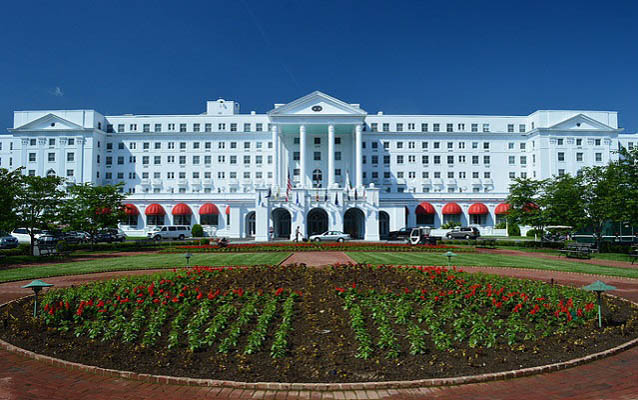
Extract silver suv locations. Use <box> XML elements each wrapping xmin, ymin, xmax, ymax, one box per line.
<box><xmin>446</xmin><ymin>227</ymin><xmax>481</xmax><ymax>240</ymax></box>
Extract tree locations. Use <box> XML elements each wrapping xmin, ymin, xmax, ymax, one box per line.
<box><xmin>60</xmin><ymin>182</ymin><xmax>127</xmax><ymax>242</ymax></box>
<box><xmin>579</xmin><ymin>166</ymin><xmax>618</xmax><ymax>249</ymax></box>
<box><xmin>505</xmin><ymin>178</ymin><xmax>549</xmax><ymax>240</ymax></box>
<box><xmin>14</xmin><ymin>174</ymin><xmax>66</xmax><ymax>254</ymax></box>
<box><xmin>543</xmin><ymin>174</ymin><xmax>586</xmax><ymax>229</ymax></box>
<box><xmin>0</xmin><ymin>168</ymin><xmax>24</xmax><ymax>232</ymax></box>
<box><xmin>608</xmin><ymin>147</ymin><xmax>638</xmax><ymax>229</ymax></box>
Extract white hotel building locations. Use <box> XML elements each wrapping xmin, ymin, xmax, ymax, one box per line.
<box><xmin>1</xmin><ymin>91</ymin><xmax>636</xmax><ymax>241</ymax></box>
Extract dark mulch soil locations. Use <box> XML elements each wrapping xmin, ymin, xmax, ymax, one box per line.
<box><xmin>1</xmin><ymin>266</ymin><xmax>638</xmax><ymax>383</ymax></box>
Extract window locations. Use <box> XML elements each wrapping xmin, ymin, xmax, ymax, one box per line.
<box><xmin>557</xmin><ymin>138</ymin><xmax>564</xmax><ymax>146</ymax></box>
<box><xmin>371</xmin><ymin>155</ymin><xmax>378</xmax><ymax>164</ymax></box>
<box><xmin>314</xmin><ymin>137</ymin><xmax>321</xmax><ymax>145</ymax></box>
<box><xmin>180</xmin><ymin>142</ymin><xmax>186</xmax><ymax>150</ymax></box>
<box><xmin>433</xmin><ymin>156</ymin><xmax>440</xmax><ymax>164</ymax></box>
<box><xmin>370</xmin><ymin>123</ymin><xmax>378</xmax><ymax>132</ymax></box>
<box><xmin>167</xmin><ymin>142</ymin><xmax>174</xmax><ymax>149</ymax></box>
<box><xmin>595</xmin><ymin>153</ymin><xmax>602</xmax><ymax>162</ymax></box>
<box><xmin>66</xmin><ymin>169</ymin><xmax>74</xmax><ymax>177</ymax></box>
<box><xmin>67</xmin><ymin>152</ymin><xmax>74</xmax><ymax>162</ymax></box>
<box><xmin>218</xmin><ymin>155</ymin><xmax>225</xmax><ymax>163</ymax></box>
<box><xmin>167</xmin><ymin>155</ymin><xmax>174</xmax><ymax>163</ymax></box>
<box><xmin>458</xmin><ymin>142</ymin><xmax>465</xmax><ymax>149</ymax></box>
<box><xmin>205</xmin><ymin>155</ymin><xmax>211</xmax><ymax>164</ymax></box>
<box><xmin>107</xmin><ymin>142</ymin><xmax>113</xmax><ymax>150</ymax></box>
<box><xmin>129</xmin><ymin>124</ymin><xmax>137</xmax><ymax>131</ymax></box>
<box><xmin>154</xmin><ymin>142</ymin><xmax>161</xmax><ymax>150</ymax></box>
<box><xmin>117</xmin><ymin>124</ymin><xmax>124</xmax><ymax>133</ymax></box>
<box><xmin>484</xmin><ymin>172</ymin><xmax>491</xmax><ymax>179</ymax></box>
<box><xmin>397</xmin><ymin>172</ymin><xmax>404</xmax><ymax>179</ymax></box>
<box><xmin>218</xmin><ymin>142</ymin><xmax>225</xmax><ymax>149</ymax></box>
<box><xmin>49</xmin><ymin>138</ymin><xmax>56</xmax><ymax>146</ymax></box>
<box><xmin>397</xmin><ymin>142</ymin><xmax>403</xmax><ymax>149</ymax></box>
<box><xmin>508</xmin><ymin>124</ymin><xmax>514</xmax><ymax>133</ymax></box>
<box><xmin>243</xmin><ymin>123</ymin><xmax>251</xmax><ymax>132</ymax></box>
<box><xmin>422</xmin><ymin>141</ymin><xmax>428</xmax><ymax>149</ymax></box>
<box><xmin>129</xmin><ymin>156</ymin><xmax>136</xmax><ymax>163</ymax></box>
<box><xmin>142</xmin><ymin>156</ymin><xmax>149</xmax><ymax>165</ymax></box>
<box><xmin>168</xmin><ymin>123</ymin><xmax>175</xmax><ymax>131</ymax></box>
<box><xmin>293</xmin><ymin>150</ymin><xmax>300</xmax><ymax>161</ymax></box>
<box><xmin>48</xmin><ymin>153</ymin><xmax>55</xmax><ymax>162</ymax></box>
<box><xmin>472</xmin><ymin>155</ymin><xmax>479</xmax><ymax>164</ymax></box>
<box><xmin>558</xmin><ymin>152</ymin><xmax>565</xmax><ymax>162</ymax></box>
<box><xmin>433</xmin><ymin>142</ymin><xmax>440</xmax><ymax>149</ymax></box>
<box><xmin>143</xmin><ymin>142</ymin><xmax>150</xmax><ymax>150</ymax></box>
<box><xmin>335</xmin><ymin>151</ymin><xmax>341</xmax><ymax>161</ymax></box>
<box><xmin>595</xmin><ymin>139</ymin><xmax>601</xmax><ymax>146</ymax></box>
<box><xmin>558</xmin><ymin>169</ymin><xmax>565</xmax><ymax>176</ymax></box>
<box><xmin>447</xmin><ymin>155</ymin><xmax>454</xmax><ymax>164</ymax></box>
<box><xmin>483</xmin><ymin>156</ymin><xmax>490</xmax><ymax>164</ymax></box>
<box><xmin>230</xmin><ymin>142</ymin><xmax>237</xmax><ymax>149</ymax></box>
<box><xmin>383</xmin><ymin>141</ymin><xmax>390</xmax><ymax>149</ymax></box>
<box><xmin>143</xmin><ymin>124</ymin><xmax>150</xmax><ymax>132</ymax></box>
<box><xmin>520</xmin><ymin>156</ymin><xmax>527</xmax><ymax>165</ymax></box>
<box><xmin>397</xmin><ymin>155</ymin><xmax>404</xmax><ymax>164</ymax></box>
<box><xmin>154</xmin><ymin>123</ymin><xmax>161</xmax><ymax>132</ymax></box>
<box><xmin>230</xmin><ymin>156</ymin><xmax>237</xmax><ymax>164</ymax></box>
<box><xmin>458</xmin><ymin>155</ymin><xmax>466</xmax><ymax>163</ymax></box>
<box><xmin>576</xmin><ymin>138</ymin><xmax>582</xmax><ymax>146</ymax></box>
<box><xmin>117</xmin><ymin>156</ymin><xmax>124</xmax><ymax>165</ymax></box>
<box><xmin>335</xmin><ymin>137</ymin><xmax>341</xmax><ymax>145</ymax></box>
<box><xmin>483</xmin><ymin>142</ymin><xmax>490</xmax><ymax>150</ymax></box>
<box><xmin>472</xmin><ymin>142</ymin><xmax>478</xmax><ymax>149</ymax></box>
<box><xmin>482</xmin><ymin>124</ymin><xmax>490</xmax><ymax>132</ymax></box>
<box><xmin>179</xmin><ymin>155</ymin><xmax>186</xmax><ymax>165</ymax></box>
<box><xmin>256</xmin><ymin>123</ymin><xmax>263</xmax><ymax>132</ymax></box>
<box><xmin>218</xmin><ymin>123</ymin><xmax>226</xmax><ymax>130</ymax></box>
<box><xmin>192</xmin><ymin>123</ymin><xmax>200</xmax><ymax>132</ymax></box>
<box><xmin>519</xmin><ymin>124</ymin><xmax>526</xmax><ymax>133</ymax></box>
<box><xmin>509</xmin><ymin>172</ymin><xmax>516</xmax><ymax>179</ymax></box>
<box><xmin>433</xmin><ymin>123</ymin><xmax>440</xmax><ymax>132</ymax></box>
<box><xmin>520</xmin><ymin>143</ymin><xmax>526</xmax><ymax>150</ymax></box>
<box><xmin>509</xmin><ymin>156</ymin><xmax>515</xmax><ymax>165</ymax></box>
<box><xmin>396</xmin><ymin>123</ymin><xmax>403</xmax><ymax>132</ymax></box>
<box><xmin>446</xmin><ymin>123</ymin><xmax>453</xmax><ymax>132</ymax></box>
<box><xmin>29</xmin><ymin>153</ymin><xmax>36</xmax><ymax>162</ymax></box>
<box><xmin>471</xmin><ymin>124</ymin><xmax>478</xmax><ymax>132</ymax></box>
<box><xmin>473</xmin><ymin>172</ymin><xmax>479</xmax><ymax>178</ymax></box>
<box><xmin>576</xmin><ymin>152</ymin><xmax>583</xmax><ymax>161</ymax></box>
<box><xmin>408</xmin><ymin>123</ymin><xmax>415</xmax><ymax>130</ymax></box>
<box><xmin>508</xmin><ymin>142</ymin><xmax>515</xmax><ymax>150</ymax></box>
<box><xmin>243</xmin><ymin>141</ymin><xmax>250</xmax><ymax>150</ymax></box>
<box><xmin>193</xmin><ymin>156</ymin><xmax>200</xmax><ymax>165</ymax></box>
<box><xmin>458</xmin><ymin>123</ymin><xmax>465</xmax><ymax>131</ymax></box>
<box><xmin>255</xmin><ymin>155</ymin><xmax>262</xmax><ymax>164</ymax></box>
<box><xmin>422</xmin><ymin>171</ymin><xmax>429</xmax><ymax>178</ymax></box>
<box><xmin>218</xmin><ymin>172</ymin><xmax>225</xmax><ymax>179</ymax></box>
<box><xmin>408</xmin><ymin>141</ymin><xmax>415</xmax><ymax>149</ymax></box>
<box><xmin>422</xmin><ymin>155</ymin><xmax>429</xmax><ymax>164</ymax></box>
<box><xmin>244</xmin><ymin>155</ymin><xmax>250</xmax><ymax>164</ymax></box>
<box><xmin>421</xmin><ymin>123</ymin><xmax>428</xmax><ymax>132</ymax></box>
<box><xmin>383</xmin><ymin>155</ymin><xmax>390</xmax><ymax>164</ymax></box>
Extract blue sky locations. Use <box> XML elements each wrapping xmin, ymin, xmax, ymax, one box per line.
<box><xmin>1</xmin><ymin>0</ymin><xmax>637</xmax><ymax>131</ymax></box>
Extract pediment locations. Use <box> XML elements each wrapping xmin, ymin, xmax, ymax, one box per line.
<box><xmin>13</xmin><ymin>113</ymin><xmax>85</xmax><ymax>131</ymax></box>
<box><xmin>548</xmin><ymin>114</ymin><xmax>616</xmax><ymax>132</ymax></box>
<box><xmin>268</xmin><ymin>91</ymin><xmax>367</xmax><ymax>116</ymax></box>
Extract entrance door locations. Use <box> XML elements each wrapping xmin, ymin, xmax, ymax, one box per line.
<box><xmin>307</xmin><ymin>208</ymin><xmax>329</xmax><ymax>236</ymax></box>
<box><xmin>344</xmin><ymin>208</ymin><xmax>365</xmax><ymax>239</ymax></box>
<box><xmin>245</xmin><ymin>212</ymin><xmax>256</xmax><ymax>237</ymax></box>
<box><xmin>271</xmin><ymin>208</ymin><xmax>291</xmax><ymax>238</ymax></box>
<box><xmin>379</xmin><ymin>211</ymin><xmax>390</xmax><ymax>239</ymax></box>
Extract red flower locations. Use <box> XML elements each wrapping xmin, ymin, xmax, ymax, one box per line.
<box><xmin>335</xmin><ymin>287</ymin><xmax>345</xmax><ymax>293</ymax></box>
<box><xmin>275</xmin><ymin>288</ymin><xmax>284</xmax><ymax>297</ymax></box>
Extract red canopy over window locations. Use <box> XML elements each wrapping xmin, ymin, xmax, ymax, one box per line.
<box><xmin>442</xmin><ymin>202</ymin><xmax>462</xmax><ymax>215</ymax></box>
<box><xmin>494</xmin><ymin>203</ymin><xmax>511</xmax><ymax>215</ymax></box>
<box><xmin>145</xmin><ymin>203</ymin><xmax>165</xmax><ymax>216</ymax></box>
<box><xmin>124</xmin><ymin>204</ymin><xmax>139</xmax><ymax>216</ymax></box>
<box><xmin>468</xmin><ymin>203</ymin><xmax>489</xmax><ymax>215</ymax></box>
<box><xmin>199</xmin><ymin>203</ymin><xmax>220</xmax><ymax>215</ymax></box>
<box><xmin>415</xmin><ymin>202</ymin><xmax>435</xmax><ymax>215</ymax></box>
<box><xmin>225</xmin><ymin>205</ymin><xmax>231</xmax><ymax>215</ymax></box>
<box><xmin>172</xmin><ymin>203</ymin><xmax>192</xmax><ymax>216</ymax></box>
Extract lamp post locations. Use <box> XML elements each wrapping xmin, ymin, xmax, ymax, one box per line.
<box><xmin>442</xmin><ymin>251</ymin><xmax>457</xmax><ymax>267</ymax></box>
<box><xmin>583</xmin><ymin>280</ymin><xmax>616</xmax><ymax>328</ymax></box>
<box><xmin>184</xmin><ymin>252</ymin><xmax>192</xmax><ymax>266</ymax></box>
<box><xmin>21</xmin><ymin>280</ymin><xmax>54</xmax><ymax>317</ymax></box>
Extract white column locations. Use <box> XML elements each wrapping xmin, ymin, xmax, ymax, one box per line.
<box><xmin>328</xmin><ymin>124</ymin><xmax>335</xmax><ymax>188</ymax></box>
<box><xmin>271</xmin><ymin>125</ymin><xmax>279</xmax><ymax>188</ymax></box>
<box><xmin>355</xmin><ymin>124</ymin><xmax>362</xmax><ymax>188</ymax></box>
<box><xmin>299</xmin><ymin>125</ymin><xmax>306</xmax><ymax>188</ymax></box>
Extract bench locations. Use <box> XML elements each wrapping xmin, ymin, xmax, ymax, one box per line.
<box><xmin>36</xmin><ymin>242</ymin><xmax>58</xmax><ymax>257</ymax></box>
<box><xmin>559</xmin><ymin>244</ymin><xmax>595</xmax><ymax>259</ymax></box>
<box><xmin>475</xmin><ymin>238</ymin><xmax>497</xmax><ymax>249</ymax></box>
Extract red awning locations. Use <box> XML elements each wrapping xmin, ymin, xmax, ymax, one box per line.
<box><xmin>225</xmin><ymin>205</ymin><xmax>231</xmax><ymax>215</ymax></box>
<box><xmin>145</xmin><ymin>203</ymin><xmax>165</xmax><ymax>216</ymax></box>
<box><xmin>494</xmin><ymin>203</ymin><xmax>510</xmax><ymax>215</ymax></box>
<box><xmin>415</xmin><ymin>202</ymin><xmax>435</xmax><ymax>215</ymax></box>
<box><xmin>199</xmin><ymin>203</ymin><xmax>220</xmax><ymax>215</ymax></box>
<box><xmin>124</xmin><ymin>204</ymin><xmax>139</xmax><ymax>216</ymax></box>
<box><xmin>172</xmin><ymin>203</ymin><xmax>192</xmax><ymax>216</ymax></box>
<box><xmin>442</xmin><ymin>202</ymin><xmax>462</xmax><ymax>215</ymax></box>
<box><xmin>468</xmin><ymin>203</ymin><xmax>489</xmax><ymax>215</ymax></box>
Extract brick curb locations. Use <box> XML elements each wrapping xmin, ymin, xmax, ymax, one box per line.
<box><xmin>2</xmin><ymin>292</ymin><xmax>638</xmax><ymax>392</ymax></box>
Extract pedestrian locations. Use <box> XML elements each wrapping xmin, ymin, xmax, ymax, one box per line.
<box><xmin>295</xmin><ymin>226</ymin><xmax>301</xmax><ymax>242</ymax></box>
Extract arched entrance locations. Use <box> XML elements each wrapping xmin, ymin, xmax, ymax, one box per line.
<box><xmin>379</xmin><ymin>211</ymin><xmax>390</xmax><ymax>239</ymax></box>
<box><xmin>307</xmin><ymin>208</ymin><xmax>329</xmax><ymax>236</ymax></box>
<box><xmin>344</xmin><ymin>208</ymin><xmax>365</xmax><ymax>239</ymax></box>
<box><xmin>245</xmin><ymin>211</ymin><xmax>256</xmax><ymax>237</ymax></box>
<box><xmin>271</xmin><ymin>208</ymin><xmax>291</xmax><ymax>239</ymax></box>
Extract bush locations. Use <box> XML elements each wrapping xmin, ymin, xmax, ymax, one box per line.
<box><xmin>494</xmin><ymin>222</ymin><xmax>506</xmax><ymax>229</ymax></box>
<box><xmin>0</xmin><ymin>243</ymin><xmax>31</xmax><ymax>257</ymax></box>
<box><xmin>199</xmin><ymin>238</ymin><xmax>209</xmax><ymax>245</ymax></box>
<box><xmin>191</xmin><ymin>224</ymin><xmax>204</xmax><ymax>238</ymax></box>
<box><xmin>526</xmin><ymin>229</ymin><xmax>543</xmax><ymax>238</ymax></box>
<box><xmin>507</xmin><ymin>223</ymin><xmax>521</xmax><ymax>237</ymax></box>
<box><xmin>599</xmin><ymin>242</ymin><xmax>633</xmax><ymax>254</ymax></box>
<box><xmin>441</xmin><ymin>221</ymin><xmax>461</xmax><ymax>229</ymax></box>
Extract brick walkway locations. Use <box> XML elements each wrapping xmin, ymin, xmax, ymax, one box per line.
<box><xmin>1</xmin><ymin>254</ymin><xmax>638</xmax><ymax>399</ymax></box>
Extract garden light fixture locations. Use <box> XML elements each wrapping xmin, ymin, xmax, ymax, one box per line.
<box><xmin>22</xmin><ymin>280</ymin><xmax>54</xmax><ymax>317</ymax></box>
<box><xmin>443</xmin><ymin>251</ymin><xmax>457</xmax><ymax>267</ymax></box>
<box><xmin>583</xmin><ymin>280</ymin><xmax>616</xmax><ymax>328</ymax></box>
<box><xmin>184</xmin><ymin>252</ymin><xmax>192</xmax><ymax>266</ymax></box>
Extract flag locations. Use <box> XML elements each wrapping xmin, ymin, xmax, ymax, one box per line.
<box><xmin>296</xmin><ymin>191</ymin><xmax>299</xmax><ymax>205</ymax></box>
<box><xmin>286</xmin><ymin>172</ymin><xmax>292</xmax><ymax>202</ymax></box>
<box><xmin>324</xmin><ymin>191</ymin><xmax>328</xmax><ymax>201</ymax></box>
<box><xmin>345</xmin><ymin>170</ymin><xmax>352</xmax><ymax>190</ymax></box>
<box><xmin>347</xmin><ymin>190</ymin><xmax>350</xmax><ymax>201</ymax></box>
<box><xmin>335</xmin><ymin>192</ymin><xmax>339</xmax><ymax>206</ymax></box>
<box><xmin>258</xmin><ymin>191</ymin><xmax>262</xmax><ymax>206</ymax></box>
<box><xmin>266</xmin><ymin>188</ymin><xmax>271</xmax><ymax>198</ymax></box>
<box><xmin>354</xmin><ymin>188</ymin><xmax>358</xmax><ymax>200</ymax></box>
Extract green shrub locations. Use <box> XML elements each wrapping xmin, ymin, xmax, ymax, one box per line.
<box><xmin>0</xmin><ymin>243</ymin><xmax>31</xmax><ymax>257</ymax></box>
<box><xmin>199</xmin><ymin>238</ymin><xmax>209</xmax><ymax>245</ymax></box>
<box><xmin>526</xmin><ymin>229</ymin><xmax>543</xmax><ymax>238</ymax></box>
<box><xmin>191</xmin><ymin>224</ymin><xmax>204</xmax><ymax>238</ymax></box>
<box><xmin>494</xmin><ymin>222</ymin><xmax>506</xmax><ymax>229</ymax></box>
<box><xmin>441</xmin><ymin>221</ymin><xmax>461</xmax><ymax>229</ymax></box>
<box><xmin>507</xmin><ymin>224</ymin><xmax>521</xmax><ymax>237</ymax></box>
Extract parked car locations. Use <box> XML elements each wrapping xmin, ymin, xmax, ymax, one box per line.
<box><xmin>62</xmin><ymin>231</ymin><xmax>89</xmax><ymax>244</ymax></box>
<box><xmin>446</xmin><ymin>227</ymin><xmax>481</xmax><ymax>240</ymax></box>
<box><xmin>37</xmin><ymin>231</ymin><xmax>62</xmax><ymax>246</ymax></box>
<box><xmin>0</xmin><ymin>232</ymin><xmax>19</xmax><ymax>249</ymax></box>
<box><xmin>147</xmin><ymin>225</ymin><xmax>192</xmax><ymax>241</ymax></box>
<box><xmin>10</xmin><ymin>228</ymin><xmax>42</xmax><ymax>244</ymax></box>
<box><xmin>93</xmin><ymin>228</ymin><xmax>127</xmax><ymax>243</ymax></box>
<box><xmin>309</xmin><ymin>231</ymin><xmax>351</xmax><ymax>242</ymax></box>
<box><xmin>387</xmin><ymin>227</ymin><xmax>415</xmax><ymax>241</ymax></box>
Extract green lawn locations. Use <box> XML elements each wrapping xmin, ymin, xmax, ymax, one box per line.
<box><xmin>0</xmin><ymin>253</ymin><xmax>290</xmax><ymax>283</ymax></box>
<box><xmin>346</xmin><ymin>252</ymin><xmax>638</xmax><ymax>279</ymax></box>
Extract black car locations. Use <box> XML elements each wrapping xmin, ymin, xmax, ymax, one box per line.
<box><xmin>387</xmin><ymin>227</ymin><xmax>415</xmax><ymax>241</ymax></box>
<box><xmin>93</xmin><ymin>228</ymin><xmax>127</xmax><ymax>243</ymax></box>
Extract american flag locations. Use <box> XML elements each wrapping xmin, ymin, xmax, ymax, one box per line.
<box><xmin>286</xmin><ymin>172</ymin><xmax>292</xmax><ymax>201</ymax></box>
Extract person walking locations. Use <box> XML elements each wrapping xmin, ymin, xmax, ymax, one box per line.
<box><xmin>295</xmin><ymin>226</ymin><xmax>301</xmax><ymax>242</ymax></box>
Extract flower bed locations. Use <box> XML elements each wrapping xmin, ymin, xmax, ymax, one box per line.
<box><xmin>165</xmin><ymin>241</ymin><xmax>469</xmax><ymax>253</ymax></box>
<box><xmin>1</xmin><ymin>264</ymin><xmax>637</xmax><ymax>383</ymax></box>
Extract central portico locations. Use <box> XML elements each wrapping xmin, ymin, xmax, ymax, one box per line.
<box><xmin>253</xmin><ymin>91</ymin><xmax>379</xmax><ymax>242</ymax></box>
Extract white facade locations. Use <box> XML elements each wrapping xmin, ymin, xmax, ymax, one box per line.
<box><xmin>2</xmin><ymin>91</ymin><xmax>637</xmax><ymax>240</ymax></box>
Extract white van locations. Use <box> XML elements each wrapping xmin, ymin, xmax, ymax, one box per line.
<box><xmin>147</xmin><ymin>225</ymin><xmax>192</xmax><ymax>240</ymax></box>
